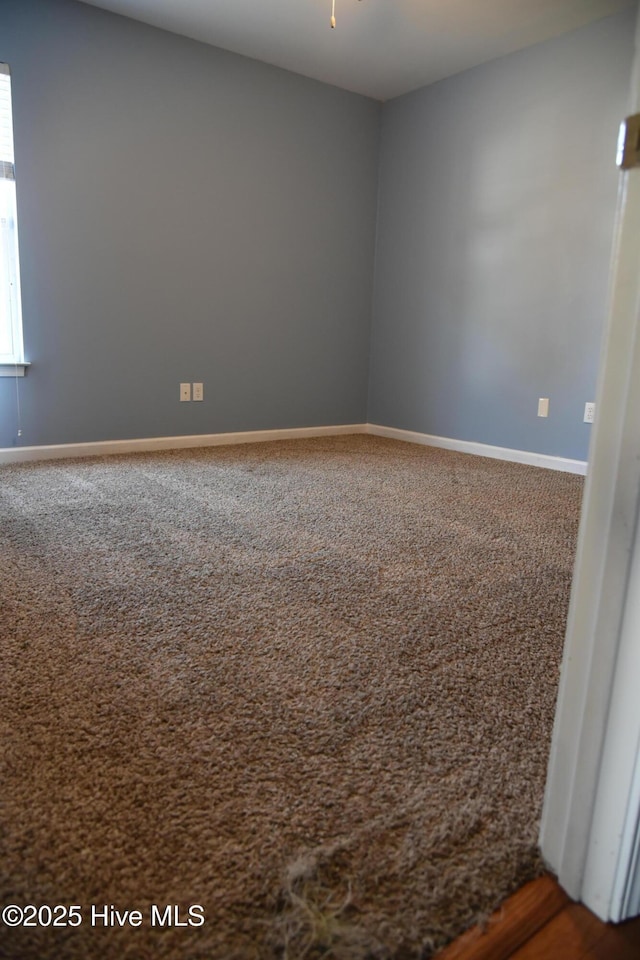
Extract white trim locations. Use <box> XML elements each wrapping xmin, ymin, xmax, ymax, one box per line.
<box><xmin>0</xmin><ymin>362</ymin><xmax>29</xmax><ymax>377</ymax></box>
<box><xmin>0</xmin><ymin>421</ymin><xmax>588</xmax><ymax>472</ymax></box>
<box><xmin>614</xmin><ymin>745</ymin><xmax>640</xmax><ymax>919</ymax></box>
<box><xmin>540</xmin><ymin>3</ymin><xmax>640</xmax><ymax>921</ymax></box>
<box><xmin>589</xmin><ymin>515</ymin><xmax>640</xmax><ymax>921</ymax></box>
<box><xmin>576</xmin><ymin>148</ymin><xmax>640</xmax><ymax>918</ymax></box>
<box><xmin>365</xmin><ymin>423</ymin><xmax>587</xmax><ymax>475</ymax></box>
<box><xmin>0</xmin><ymin>424</ymin><xmax>368</xmax><ymax>465</ymax></box>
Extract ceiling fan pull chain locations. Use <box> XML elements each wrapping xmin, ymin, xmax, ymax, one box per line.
<box><xmin>331</xmin><ymin>1</ymin><xmax>362</xmax><ymax>31</ymax></box>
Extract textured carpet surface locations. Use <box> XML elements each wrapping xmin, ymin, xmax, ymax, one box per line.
<box><xmin>0</xmin><ymin>436</ymin><xmax>583</xmax><ymax>960</ymax></box>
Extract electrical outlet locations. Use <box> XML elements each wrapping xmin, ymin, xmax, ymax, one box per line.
<box><xmin>180</xmin><ymin>382</ymin><xmax>191</xmax><ymax>402</ymax></box>
<box><xmin>192</xmin><ymin>382</ymin><xmax>203</xmax><ymax>402</ymax></box>
<box><xmin>584</xmin><ymin>402</ymin><xmax>595</xmax><ymax>423</ymax></box>
<box><xmin>537</xmin><ymin>398</ymin><xmax>549</xmax><ymax>418</ymax></box>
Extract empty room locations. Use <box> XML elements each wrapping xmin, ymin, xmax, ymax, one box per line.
<box><xmin>2</xmin><ymin>1</ymin><xmax>640</xmax><ymax>958</ymax></box>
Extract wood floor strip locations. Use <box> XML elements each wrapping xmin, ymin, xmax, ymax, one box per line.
<box><xmin>509</xmin><ymin>903</ymin><xmax>608</xmax><ymax>960</ymax></box>
<box><xmin>436</xmin><ymin>876</ymin><xmax>570</xmax><ymax>960</ymax></box>
<box><xmin>591</xmin><ymin>912</ymin><xmax>640</xmax><ymax>960</ymax></box>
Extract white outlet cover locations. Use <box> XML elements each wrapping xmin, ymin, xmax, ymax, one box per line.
<box><xmin>193</xmin><ymin>382</ymin><xmax>203</xmax><ymax>401</ymax></box>
<box><xmin>180</xmin><ymin>382</ymin><xmax>191</xmax><ymax>401</ymax></box>
<box><xmin>584</xmin><ymin>402</ymin><xmax>596</xmax><ymax>423</ymax></box>
<box><xmin>538</xmin><ymin>398</ymin><xmax>549</xmax><ymax>418</ymax></box>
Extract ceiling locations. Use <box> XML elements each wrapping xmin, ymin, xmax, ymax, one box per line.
<box><xmin>77</xmin><ymin>0</ymin><xmax>632</xmax><ymax>101</ymax></box>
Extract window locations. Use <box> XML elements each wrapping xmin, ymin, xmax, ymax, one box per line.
<box><xmin>0</xmin><ymin>63</ymin><xmax>26</xmax><ymax>376</ymax></box>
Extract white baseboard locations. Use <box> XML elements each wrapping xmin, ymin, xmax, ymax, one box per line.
<box><xmin>0</xmin><ymin>424</ymin><xmax>368</xmax><ymax>465</ymax></box>
<box><xmin>0</xmin><ymin>422</ymin><xmax>588</xmax><ymax>474</ymax></box>
<box><xmin>365</xmin><ymin>423</ymin><xmax>588</xmax><ymax>475</ymax></box>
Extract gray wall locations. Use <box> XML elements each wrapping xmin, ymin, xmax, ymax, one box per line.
<box><xmin>0</xmin><ymin>0</ymin><xmax>380</xmax><ymax>447</ymax></box>
<box><xmin>0</xmin><ymin>1</ymin><xmax>635</xmax><ymax>459</ymax></box>
<box><xmin>368</xmin><ymin>7</ymin><xmax>635</xmax><ymax>462</ymax></box>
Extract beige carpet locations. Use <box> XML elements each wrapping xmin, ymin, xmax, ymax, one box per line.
<box><xmin>0</xmin><ymin>435</ymin><xmax>582</xmax><ymax>959</ymax></box>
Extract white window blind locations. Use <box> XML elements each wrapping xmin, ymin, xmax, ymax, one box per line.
<box><xmin>0</xmin><ymin>63</ymin><xmax>25</xmax><ymax>368</ymax></box>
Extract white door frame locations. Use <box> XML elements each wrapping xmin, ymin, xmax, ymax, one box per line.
<box><xmin>539</xmin><ymin>0</ymin><xmax>640</xmax><ymax>923</ymax></box>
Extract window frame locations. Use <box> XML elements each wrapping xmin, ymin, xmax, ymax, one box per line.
<box><xmin>0</xmin><ymin>62</ymin><xmax>27</xmax><ymax>377</ymax></box>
